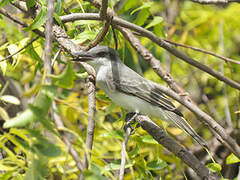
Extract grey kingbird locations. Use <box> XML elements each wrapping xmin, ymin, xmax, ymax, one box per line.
<box><xmin>73</xmin><ymin>46</ymin><xmax>207</xmax><ymax>148</ymax></box>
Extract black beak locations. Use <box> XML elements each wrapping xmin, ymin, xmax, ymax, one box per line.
<box><xmin>72</xmin><ymin>51</ymin><xmax>94</xmax><ymax>62</ymax></box>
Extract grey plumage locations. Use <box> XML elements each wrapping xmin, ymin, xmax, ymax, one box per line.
<box><xmin>73</xmin><ymin>46</ymin><xmax>207</xmax><ymax>148</ymax></box>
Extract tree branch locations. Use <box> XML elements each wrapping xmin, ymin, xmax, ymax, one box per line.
<box><xmin>164</xmin><ymin>39</ymin><xmax>240</xmax><ymax>65</ymax></box>
<box><xmin>60</xmin><ymin>12</ymin><xmax>240</xmax><ymax>91</ymax></box>
<box><xmin>136</xmin><ymin>115</ymin><xmax>218</xmax><ymax>180</ymax></box>
<box><xmin>60</xmin><ymin>12</ymin><xmax>240</xmax><ymax>157</ymax></box>
<box><xmin>189</xmin><ymin>0</ymin><xmax>240</xmax><ymax>4</ymax></box>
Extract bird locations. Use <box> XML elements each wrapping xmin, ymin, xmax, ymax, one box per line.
<box><xmin>72</xmin><ymin>46</ymin><xmax>207</xmax><ymax>148</ymax></box>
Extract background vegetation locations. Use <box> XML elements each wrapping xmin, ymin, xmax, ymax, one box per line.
<box><xmin>0</xmin><ymin>0</ymin><xmax>240</xmax><ymax>179</ymax></box>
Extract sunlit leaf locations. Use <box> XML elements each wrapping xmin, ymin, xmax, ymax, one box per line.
<box><xmin>141</xmin><ymin>135</ymin><xmax>158</xmax><ymax>144</ymax></box>
<box><xmin>7</xmin><ymin>44</ymin><xmax>19</xmax><ymax>62</ymax></box>
<box><xmin>131</xmin><ymin>2</ymin><xmax>154</xmax><ymax>15</ymax></box>
<box><xmin>0</xmin><ymin>56</ymin><xmax>7</xmax><ymax>76</ymax></box>
<box><xmin>206</xmin><ymin>163</ymin><xmax>222</xmax><ymax>172</ymax></box>
<box><xmin>226</xmin><ymin>153</ymin><xmax>240</xmax><ymax>165</ymax></box>
<box><xmin>0</xmin><ymin>95</ymin><xmax>20</xmax><ymax>105</ymax></box>
<box><xmin>134</xmin><ymin>9</ymin><xmax>150</xmax><ymax>26</ymax></box>
<box><xmin>145</xmin><ymin>16</ymin><xmax>163</xmax><ymax>29</ymax></box>
<box><xmin>0</xmin><ymin>107</ymin><xmax>9</xmax><ymax>121</ymax></box>
<box><xmin>51</xmin><ymin>62</ymin><xmax>75</xmax><ymax>89</ymax></box>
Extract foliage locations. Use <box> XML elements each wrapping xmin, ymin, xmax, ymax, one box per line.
<box><xmin>0</xmin><ymin>0</ymin><xmax>240</xmax><ymax>179</ymax></box>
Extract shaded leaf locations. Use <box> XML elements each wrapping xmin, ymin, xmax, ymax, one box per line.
<box><xmin>0</xmin><ymin>0</ymin><xmax>13</xmax><ymax>8</ymax></box>
<box><xmin>26</xmin><ymin>0</ymin><xmax>35</xmax><ymax>9</ymax></box>
<box><xmin>146</xmin><ymin>158</ymin><xmax>167</xmax><ymax>170</ymax></box>
<box><xmin>24</xmin><ymin>6</ymin><xmax>47</xmax><ymax>31</ymax></box>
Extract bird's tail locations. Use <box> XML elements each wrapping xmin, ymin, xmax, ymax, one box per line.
<box><xmin>164</xmin><ymin>111</ymin><xmax>208</xmax><ymax>148</ymax></box>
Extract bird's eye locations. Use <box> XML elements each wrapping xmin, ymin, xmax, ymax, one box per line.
<box><xmin>96</xmin><ymin>52</ymin><xmax>106</xmax><ymax>57</ymax></box>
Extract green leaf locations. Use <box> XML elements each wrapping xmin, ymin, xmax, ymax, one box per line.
<box><xmin>145</xmin><ymin>16</ymin><xmax>163</xmax><ymax>29</ymax></box>
<box><xmin>51</xmin><ymin>62</ymin><xmax>75</xmax><ymax>89</ymax></box>
<box><xmin>146</xmin><ymin>158</ymin><xmax>167</xmax><ymax>170</ymax></box>
<box><xmin>75</xmin><ymin>72</ymin><xmax>88</xmax><ymax>79</ymax></box>
<box><xmin>102</xmin><ymin>160</ymin><xmax>133</xmax><ymax>172</ymax></box>
<box><xmin>226</xmin><ymin>153</ymin><xmax>240</xmax><ymax>164</ymax></box>
<box><xmin>26</xmin><ymin>0</ymin><xmax>35</xmax><ymax>9</ymax></box>
<box><xmin>73</xmin><ymin>30</ymin><xmax>98</xmax><ymax>44</ymax></box>
<box><xmin>206</xmin><ymin>163</ymin><xmax>222</xmax><ymax>172</ymax></box>
<box><xmin>129</xmin><ymin>145</ymin><xmax>139</xmax><ymax>158</ymax></box>
<box><xmin>96</xmin><ymin>93</ymin><xmax>110</xmax><ymax>101</ymax></box>
<box><xmin>24</xmin><ymin>6</ymin><xmax>47</xmax><ymax>31</ymax></box>
<box><xmin>3</xmin><ymin>109</ymin><xmax>37</xmax><ymax>128</ymax></box>
<box><xmin>0</xmin><ymin>95</ymin><xmax>20</xmax><ymax>105</ymax></box>
<box><xmin>24</xmin><ymin>155</ymin><xmax>48</xmax><ymax>180</ymax></box>
<box><xmin>40</xmin><ymin>85</ymin><xmax>57</xmax><ymax>100</ymax></box>
<box><xmin>0</xmin><ymin>0</ymin><xmax>13</xmax><ymax>8</ymax></box>
<box><xmin>54</xmin><ymin>13</ymin><xmax>64</xmax><ymax>28</ymax></box>
<box><xmin>134</xmin><ymin>9</ymin><xmax>150</xmax><ymax>26</ymax></box>
<box><xmin>3</xmin><ymin>85</ymin><xmax>55</xmax><ymax>128</ymax></box>
<box><xmin>26</xmin><ymin>44</ymin><xmax>42</xmax><ymax>62</ymax></box>
<box><xmin>55</xmin><ymin>0</ymin><xmax>63</xmax><ymax>14</ymax></box>
<box><xmin>27</xmin><ymin>129</ymin><xmax>62</xmax><ymax>157</ymax></box>
<box><xmin>73</xmin><ymin>20</ymin><xmax>99</xmax><ymax>26</ymax></box>
<box><xmin>131</xmin><ymin>2</ymin><xmax>154</xmax><ymax>15</ymax></box>
<box><xmin>141</xmin><ymin>135</ymin><xmax>158</xmax><ymax>144</ymax></box>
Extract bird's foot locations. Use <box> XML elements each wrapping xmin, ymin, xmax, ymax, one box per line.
<box><xmin>124</xmin><ymin>112</ymin><xmax>139</xmax><ymax>134</ymax></box>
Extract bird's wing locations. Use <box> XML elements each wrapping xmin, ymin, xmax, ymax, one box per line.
<box><xmin>105</xmin><ymin>63</ymin><xmax>183</xmax><ymax>116</ymax></box>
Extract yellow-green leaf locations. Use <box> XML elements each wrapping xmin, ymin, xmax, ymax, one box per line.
<box><xmin>0</xmin><ymin>106</ymin><xmax>9</xmax><ymax>121</ymax></box>
<box><xmin>51</xmin><ymin>62</ymin><xmax>75</xmax><ymax>89</ymax></box>
<box><xmin>0</xmin><ymin>55</ymin><xmax>7</xmax><ymax>76</ymax></box>
<box><xmin>226</xmin><ymin>153</ymin><xmax>240</xmax><ymax>164</ymax></box>
<box><xmin>145</xmin><ymin>16</ymin><xmax>163</xmax><ymax>29</ymax></box>
<box><xmin>24</xmin><ymin>6</ymin><xmax>47</xmax><ymax>31</ymax></box>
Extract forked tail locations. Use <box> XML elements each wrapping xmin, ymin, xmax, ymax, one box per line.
<box><xmin>164</xmin><ymin>110</ymin><xmax>208</xmax><ymax>148</ymax></box>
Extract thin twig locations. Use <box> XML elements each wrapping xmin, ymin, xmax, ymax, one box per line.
<box><xmin>51</xmin><ymin>49</ymin><xmax>61</xmax><ymax>67</ymax></box>
<box><xmin>60</xmin><ymin>5</ymin><xmax>240</xmax><ymax>157</ymax></box>
<box><xmin>164</xmin><ymin>39</ymin><xmax>240</xmax><ymax>65</ymax></box>
<box><xmin>189</xmin><ymin>0</ymin><xmax>240</xmax><ymax>4</ymax></box>
<box><xmin>0</xmin><ymin>37</ymin><xmax>39</xmax><ymax>62</ymax></box>
<box><xmin>85</xmin><ymin>19</ymin><xmax>111</xmax><ymax>51</ymax></box>
<box><xmin>119</xmin><ymin>126</ymin><xmax>131</xmax><ymax>180</ymax></box>
<box><xmin>43</xmin><ymin>0</ymin><xmax>54</xmax><ymax>83</ymax></box>
<box><xmin>80</xmin><ymin>74</ymin><xmax>96</xmax><ymax>180</ymax></box>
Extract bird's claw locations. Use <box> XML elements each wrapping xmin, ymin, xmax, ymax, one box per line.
<box><xmin>123</xmin><ymin>112</ymin><xmax>139</xmax><ymax>134</ymax></box>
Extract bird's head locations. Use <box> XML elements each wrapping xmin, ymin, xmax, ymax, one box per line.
<box><xmin>72</xmin><ymin>46</ymin><xmax>120</xmax><ymax>70</ymax></box>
